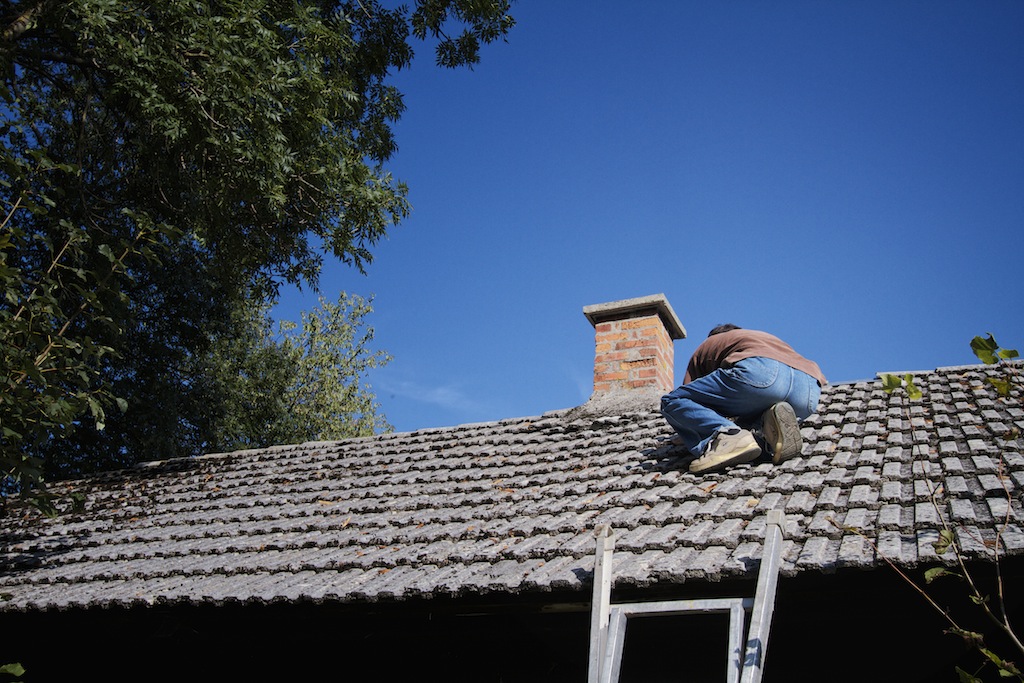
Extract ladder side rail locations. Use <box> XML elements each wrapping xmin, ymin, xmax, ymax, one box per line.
<box><xmin>588</xmin><ymin>510</ymin><xmax>788</xmax><ymax>683</ymax></box>
<box><xmin>727</xmin><ymin>600</ymin><xmax>747</xmax><ymax>683</ymax></box>
<box><xmin>740</xmin><ymin>510</ymin><xmax>786</xmax><ymax>683</ymax></box>
<box><xmin>599</xmin><ymin>607</ymin><xmax>629</xmax><ymax>683</ymax></box>
<box><xmin>588</xmin><ymin>525</ymin><xmax>616</xmax><ymax>683</ymax></box>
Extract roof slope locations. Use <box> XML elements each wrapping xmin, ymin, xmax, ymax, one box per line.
<box><xmin>1</xmin><ymin>362</ymin><xmax>1022</xmax><ymax>612</ymax></box>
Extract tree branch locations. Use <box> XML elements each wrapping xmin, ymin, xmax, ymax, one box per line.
<box><xmin>1</xmin><ymin>0</ymin><xmax>51</xmax><ymax>44</ymax></box>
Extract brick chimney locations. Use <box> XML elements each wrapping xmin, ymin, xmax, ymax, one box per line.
<box><xmin>582</xmin><ymin>294</ymin><xmax>686</xmax><ymax>397</ymax></box>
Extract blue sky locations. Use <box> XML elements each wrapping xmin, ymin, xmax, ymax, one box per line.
<box><xmin>276</xmin><ymin>1</ymin><xmax>1024</xmax><ymax>434</ymax></box>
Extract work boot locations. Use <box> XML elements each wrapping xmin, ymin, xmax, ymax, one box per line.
<box><xmin>762</xmin><ymin>402</ymin><xmax>802</xmax><ymax>465</ymax></box>
<box><xmin>689</xmin><ymin>429</ymin><xmax>761</xmax><ymax>474</ymax></box>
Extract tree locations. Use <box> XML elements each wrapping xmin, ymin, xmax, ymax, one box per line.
<box><xmin>0</xmin><ymin>0</ymin><xmax>514</xmax><ymax>496</ymax></box>
<box><xmin>197</xmin><ymin>292</ymin><xmax>392</xmax><ymax>454</ymax></box>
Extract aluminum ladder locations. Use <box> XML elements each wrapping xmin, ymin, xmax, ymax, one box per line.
<box><xmin>587</xmin><ymin>510</ymin><xmax>786</xmax><ymax>683</ymax></box>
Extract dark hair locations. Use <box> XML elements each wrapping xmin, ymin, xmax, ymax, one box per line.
<box><xmin>708</xmin><ymin>324</ymin><xmax>741</xmax><ymax>337</ymax></box>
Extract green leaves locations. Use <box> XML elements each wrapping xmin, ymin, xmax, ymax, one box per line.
<box><xmin>880</xmin><ymin>372</ymin><xmax>922</xmax><ymax>400</ymax></box>
<box><xmin>932</xmin><ymin>528</ymin><xmax>956</xmax><ymax>556</ymax></box>
<box><xmin>970</xmin><ymin>334</ymin><xmax>1019</xmax><ymax>396</ymax></box>
<box><xmin>197</xmin><ymin>292</ymin><xmax>392</xmax><ymax>453</ymax></box>
<box><xmin>880</xmin><ymin>334</ymin><xmax>1019</xmax><ymax>400</ymax></box>
<box><xmin>924</xmin><ymin>566</ymin><xmax>961</xmax><ymax>583</ymax></box>
<box><xmin>874</xmin><ymin>338</ymin><xmax>1023</xmax><ymax>683</ymax></box>
<box><xmin>970</xmin><ymin>334</ymin><xmax>1019</xmax><ymax>365</ymax></box>
<box><xmin>950</xmin><ymin>630</ymin><xmax>1024</xmax><ymax>682</ymax></box>
<box><xmin>1</xmin><ymin>0</ymin><xmax>513</xmax><ymax>489</ymax></box>
<box><xmin>282</xmin><ymin>293</ymin><xmax>394</xmax><ymax>441</ymax></box>
<box><xmin>0</xmin><ymin>663</ymin><xmax>25</xmax><ymax>679</ymax></box>
<box><xmin>880</xmin><ymin>373</ymin><xmax>904</xmax><ymax>393</ymax></box>
<box><xmin>411</xmin><ymin>0</ymin><xmax>516</xmax><ymax>68</ymax></box>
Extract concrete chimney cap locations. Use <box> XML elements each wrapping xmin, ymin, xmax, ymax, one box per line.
<box><xmin>583</xmin><ymin>294</ymin><xmax>686</xmax><ymax>340</ymax></box>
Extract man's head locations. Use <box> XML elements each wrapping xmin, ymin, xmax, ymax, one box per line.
<box><xmin>708</xmin><ymin>324</ymin><xmax>741</xmax><ymax>337</ymax></box>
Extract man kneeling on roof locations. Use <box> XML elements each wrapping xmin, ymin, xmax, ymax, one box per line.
<box><xmin>661</xmin><ymin>324</ymin><xmax>827</xmax><ymax>474</ymax></box>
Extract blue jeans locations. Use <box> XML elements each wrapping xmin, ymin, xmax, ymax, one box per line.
<box><xmin>660</xmin><ymin>357</ymin><xmax>821</xmax><ymax>457</ymax></box>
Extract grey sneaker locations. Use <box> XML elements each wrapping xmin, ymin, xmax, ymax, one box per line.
<box><xmin>762</xmin><ymin>402</ymin><xmax>802</xmax><ymax>465</ymax></box>
<box><xmin>689</xmin><ymin>429</ymin><xmax>761</xmax><ymax>474</ymax></box>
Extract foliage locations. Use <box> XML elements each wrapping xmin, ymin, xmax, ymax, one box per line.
<box><xmin>198</xmin><ymin>292</ymin><xmax>392</xmax><ymax>453</ymax></box>
<box><xmin>971</xmin><ymin>334</ymin><xmax>1020</xmax><ymax>396</ymax></box>
<box><xmin>0</xmin><ymin>188</ymin><xmax>149</xmax><ymax>487</ymax></box>
<box><xmin>879</xmin><ymin>333</ymin><xmax>1019</xmax><ymax>403</ymax></box>
<box><xmin>0</xmin><ymin>663</ymin><xmax>24</xmax><ymax>681</ymax></box>
<box><xmin>880</xmin><ymin>372</ymin><xmax>922</xmax><ymax>400</ymax></box>
<box><xmin>0</xmin><ymin>1</ymin><xmax>514</xmax><ymax>493</ymax></box>
<box><xmin>877</xmin><ymin>335</ymin><xmax>1023</xmax><ymax>681</ymax></box>
<box><xmin>28</xmin><ymin>289</ymin><xmax>391</xmax><ymax>479</ymax></box>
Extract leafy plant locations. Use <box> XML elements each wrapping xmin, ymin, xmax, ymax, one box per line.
<box><xmin>880</xmin><ymin>372</ymin><xmax>923</xmax><ymax>400</ymax></box>
<box><xmin>0</xmin><ymin>663</ymin><xmax>24</xmax><ymax>681</ymax></box>
<box><xmin>197</xmin><ymin>292</ymin><xmax>392</xmax><ymax>453</ymax></box>
<box><xmin>0</xmin><ymin>0</ymin><xmax>515</xmax><ymax>494</ymax></box>
<box><xmin>875</xmin><ymin>335</ymin><xmax>1023</xmax><ymax>681</ymax></box>
<box><xmin>971</xmin><ymin>334</ymin><xmax>1020</xmax><ymax>396</ymax></box>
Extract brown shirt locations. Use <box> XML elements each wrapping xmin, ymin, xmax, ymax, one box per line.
<box><xmin>683</xmin><ymin>328</ymin><xmax>827</xmax><ymax>386</ymax></box>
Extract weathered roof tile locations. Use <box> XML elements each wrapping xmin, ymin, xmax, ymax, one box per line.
<box><xmin>1</xmin><ymin>362</ymin><xmax>1021</xmax><ymax>611</ymax></box>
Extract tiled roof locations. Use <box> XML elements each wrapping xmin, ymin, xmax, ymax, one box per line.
<box><xmin>1</xmin><ymin>362</ymin><xmax>1022</xmax><ymax>612</ymax></box>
